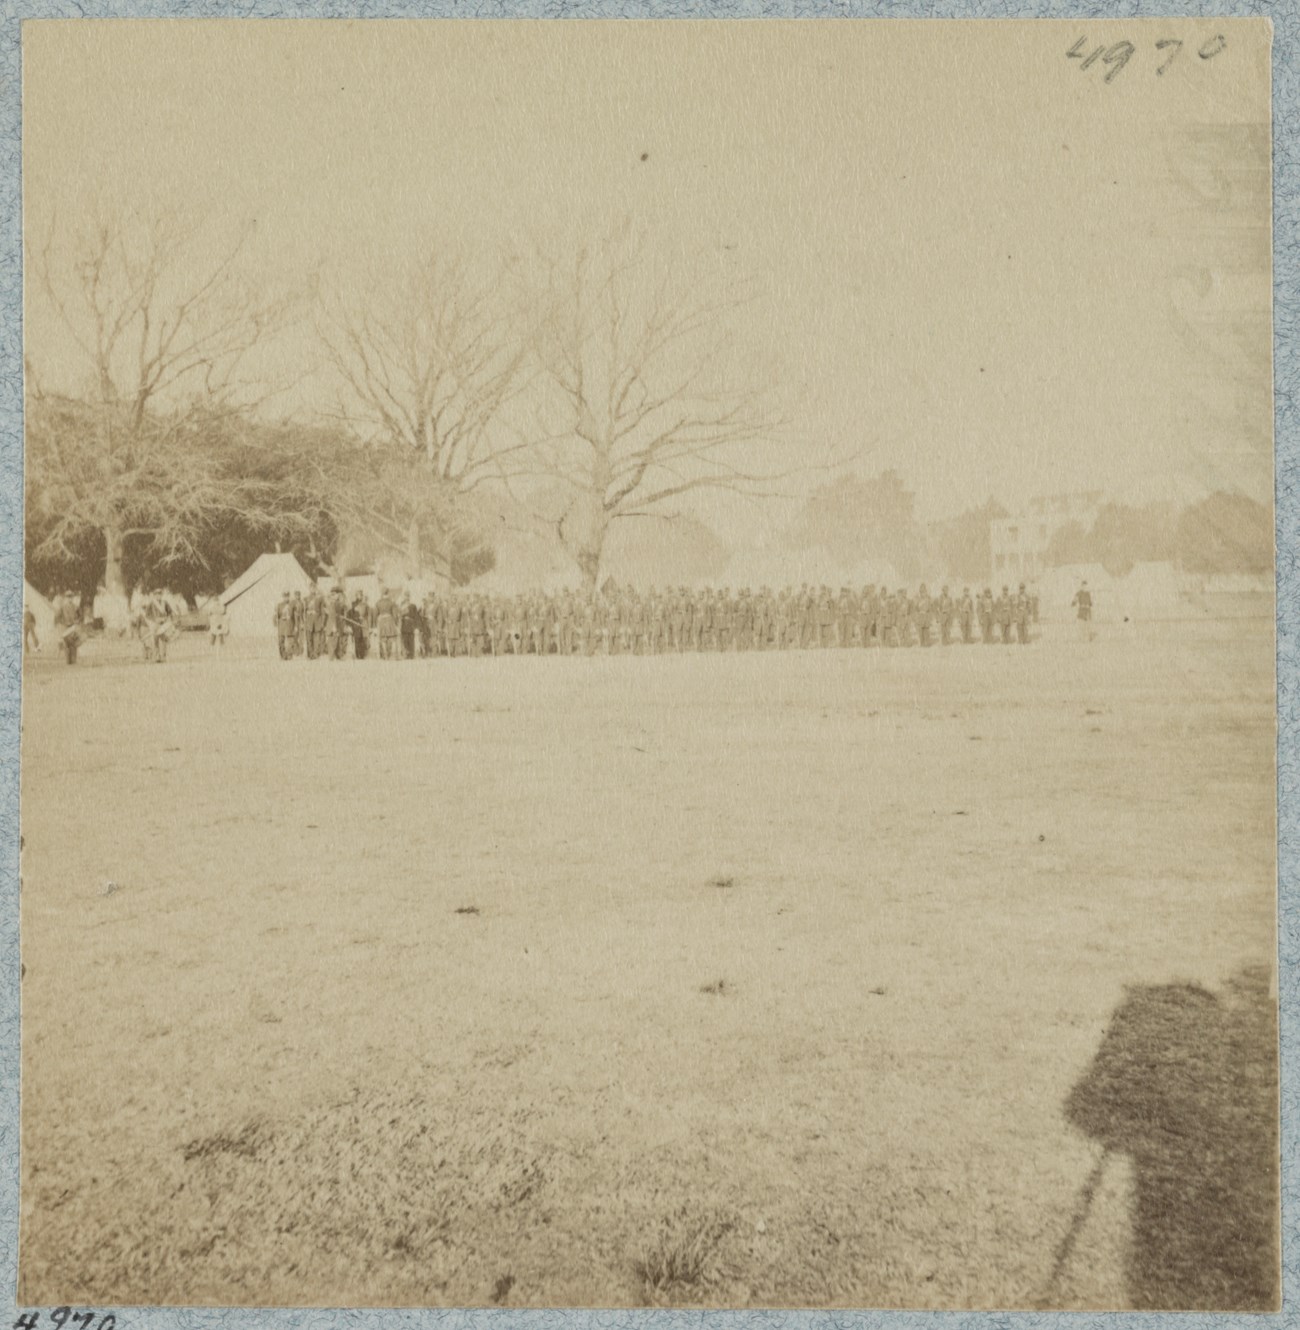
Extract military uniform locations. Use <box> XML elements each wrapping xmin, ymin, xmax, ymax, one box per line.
<box><xmin>350</xmin><ymin>595</ymin><xmax>372</xmax><ymax>658</ymax></box>
<box><xmin>275</xmin><ymin>591</ymin><xmax>296</xmax><ymax>660</ymax></box>
<box><xmin>995</xmin><ymin>586</ymin><xmax>1013</xmax><ymax>645</ymax></box>
<box><xmin>51</xmin><ymin>593</ymin><xmax>80</xmax><ymax>665</ymax></box>
<box><xmin>1014</xmin><ymin>584</ymin><xmax>1030</xmax><ymax>645</ymax></box>
<box><xmin>915</xmin><ymin>586</ymin><xmax>933</xmax><ymax>647</ymax></box>
<box><xmin>324</xmin><ymin>590</ymin><xmax>347</xmax><ymax>659</ymax></box>
<box><xmin>979</xmin><ymin>589</ymin><xmax>995</xmax><ymax>644</ymax></box>
<box><xmin>958</xmin><ymin>589</ymin><xmax>975</xmax><ymax>644</ymax></box>
<box><xmin>896</xmin><ymin>590</ymin><xmax>913</xmax><ymax>647</ymax></box>
<box><xmin>401</xmin><ymin>599</ymin><xmax>421</xmax><ymax>658</ymax></box>
<box><xmin>1072</xmin><ymin>583</ymin><xmax>1094</xmax><ymax>642</ymax></box>
<box><xmin>556</xmin><ymin>596</ymin><xmax>575</xmax><ymax>655</ymax></box>
<box><xmin>375</xmin><ymin>591</ymin><xmax>400</xmax><ymax>659</ymax></box>
<box><xmin>938</xmin><ymin>588</ymin><xmax>954</xmax><ymax>646</ymax></box>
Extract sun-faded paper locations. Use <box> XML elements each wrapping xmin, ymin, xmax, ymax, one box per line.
<box><xmin>12</xmin><ymin>15</ymin><xmax>1282</xmax><ymax>1320</ymax></box>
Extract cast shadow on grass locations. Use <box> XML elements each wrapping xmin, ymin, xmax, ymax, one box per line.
<box><xmin>1063</xmin><ymin>965</ymin><xmax>1278</xmax><ymax>1311</ymax></box>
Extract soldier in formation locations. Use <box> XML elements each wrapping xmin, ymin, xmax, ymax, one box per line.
<box><xmin>274</xmin><ymin>582</ymin><xmax>1040</xmax><ymax>660</ymax></box>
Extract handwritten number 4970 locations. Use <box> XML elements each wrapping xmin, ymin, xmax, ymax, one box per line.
<box><xmin>1067</xmin><ymin>34</ymin><xmax>1227</xmax><ymax>84</ymax></box>
<box><xmin>14</xmin><ymin>1311</ymin><xmax>116</xmax><ymax>1330</ymax></box>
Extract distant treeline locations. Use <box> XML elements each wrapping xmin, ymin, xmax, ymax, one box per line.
<box><xmin>784</xmin><ymin>471</ymin><xmax>1272</xmax><ymax>584</ymax></box>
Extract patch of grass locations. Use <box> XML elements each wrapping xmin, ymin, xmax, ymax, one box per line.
<box><xmin>708</xmin><ymin>875</ymin><xmax>735</xmax><ymax>889</ymax></box>
<box><xmin>699</xmin><ymin>979</ymin><xmax>729</xmax><ymax>996</ymax></box>
<box><xmin>454</xmin><ymin>905</ymin><xmax>481</xmax><ymax>916</ymax></box>
<box><xmin>18</xmin><ymin>620</ymin><xmax>1277</xmax><ymax>1309</ymax></box>
<box><xmin>490</xmin><ymin>1272</ymin><xmax>515</xmax><ymax>1303</ymax></box>
<box><xmin>181</xmin><ymin>1121</ymin><xmax>267</xmax><ymax>1164</ymax></box>
<box><xmin>634</xmin><ymin>1206</ymin><xmax>734</xmax><ymax>1302</ymax></box>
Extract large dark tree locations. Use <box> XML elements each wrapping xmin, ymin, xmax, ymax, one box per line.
<box><xmin>26</xmin><ymin>206</ymin><xmax>294</xmax><ymax>623</ymax></box>
<box><xmin>26</xmin><ymin>395</ymin><xmax>338</xmax><ymax>610</ymax></box>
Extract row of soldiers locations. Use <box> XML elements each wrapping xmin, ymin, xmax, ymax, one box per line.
<box><xmin>274</xmin><ymin>583</ymin><xmax>1040</xmax><ymax>660</ymax></box>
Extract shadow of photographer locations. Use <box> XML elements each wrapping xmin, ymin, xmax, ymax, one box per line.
<box><xmin>1061</xmin><ymin>965</ymin><xmax>1278</xmax><ymax>1310</ymax></box>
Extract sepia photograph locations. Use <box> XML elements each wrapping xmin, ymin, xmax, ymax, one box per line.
<box><xmin>17</xmin><ymin>18</ymin><xmax>1278</xmax><ymax>1311</ymax></box>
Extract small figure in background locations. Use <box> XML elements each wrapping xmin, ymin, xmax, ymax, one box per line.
<box><xmin>208</xmin><ymin>601</ymin><xmax>230</xmax><ymax>649</ymax></box>
<box><xmin>1072</xmin><ymin>580</ymin><xmax>1095</xmax><ymax>642</ymax></box>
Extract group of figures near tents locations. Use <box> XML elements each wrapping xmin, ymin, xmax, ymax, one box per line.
<box><xmin>129</xmin><ymin>591</ymin><xmax>209</xmax><ymax>663</ymax></box>
<box><xmin>22</xmin><ymin>588</ymin><xmax>221</xmax><ymax>665</ymax></box>
<box><xmin>22</xmin><ymin>589</ymin><xmax>85</xmax><ymax>664</ymax></box>
<box><xmin>274</xmin><ymin>582</ymin><xmax>1055</xmax><ymax>661</ymax></box>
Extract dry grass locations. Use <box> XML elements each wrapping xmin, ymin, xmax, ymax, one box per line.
<box><xmin>17</xmin><ymin>614</ymin><xmax>1276</xmax><ymax>1308</ymax></box>
<box><xmin>634</xmin><ymin>1205</ymin><xmax>736</xmax><ymax>1303</ymax></box>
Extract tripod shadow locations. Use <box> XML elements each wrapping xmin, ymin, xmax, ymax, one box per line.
<box><xmin>1063</xmin><ymin>965</ymin><xmax>1278</xmax><ymax>1310</ymax></box>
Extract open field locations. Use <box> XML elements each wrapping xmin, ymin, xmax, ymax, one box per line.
<box><xmin>18</xmin><ymin>614</ymin><xmax>1278</xmax><ymax>1309</ymax></box>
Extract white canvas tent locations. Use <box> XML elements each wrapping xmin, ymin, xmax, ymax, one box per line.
<box><xmin>1202</xmin><ymin>571</ymin><xmax>1273</xmax><ymax>597</ymax></box>
<box><xmin>23</xmin><ymin>580</ymin><xmax>55</xmax><ymax>647</ymax></box>
<box><xmin>1114</xmin><ymin>562</ymin><xmax>1187</xmax><ymax>620</ymax></box>
<box><xmin>220</xmin><ymin>553</ymin><xmax>314</xmax><ymax>639</ymax></box>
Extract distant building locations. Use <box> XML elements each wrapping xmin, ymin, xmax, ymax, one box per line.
<box><xmin>989</xmin><ymin>491</ymin><xmax>1103</xmax><ymax>584</ymax></box>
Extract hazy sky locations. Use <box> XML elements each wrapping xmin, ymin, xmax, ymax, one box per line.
<box><xmin>23</xmin><ymin>19</ymin><xmax>1272</xmax><ymax>534</ymax></box>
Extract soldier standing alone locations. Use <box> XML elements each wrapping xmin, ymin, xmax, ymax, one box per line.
<box><xmin>1072</xmin><ymin>580</ymin><xmax>1094</xmax><ymax>642</ymax></box>
<box><xmin>208</xmin><ymin>600</ymin><xmax>229</xmax><ymax>649</ymax></box>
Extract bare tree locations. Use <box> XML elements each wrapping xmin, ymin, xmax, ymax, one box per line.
<box><xmin>510</xmin><ymin>224</ymin><xmax>790</xmax><ymax>590</ymax></box>
<box><xmin>26</xmin><ymin>204</ymin><xmax>294</xmax><ymax>618</ymax></box>
<box><xmin>281</xmin><ymin>427</ymin><xmax>491</xmax><ymax>584</ymax></box>
<box><xmin>316</xmin><ymin>251</ymin><xmax>533</xmax><ymax>576</ymax></box>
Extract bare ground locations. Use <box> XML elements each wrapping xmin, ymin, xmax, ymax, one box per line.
<box><xmin>17</xmin><ymin>616</ymin><xmax>1277</xmax><ymax>1308</ymax></box>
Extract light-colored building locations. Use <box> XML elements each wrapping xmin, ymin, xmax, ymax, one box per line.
<box><xmin>990</xmin><ymin>491</ymin><xmax>1103</xmax><ymax>584</ymax></box>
